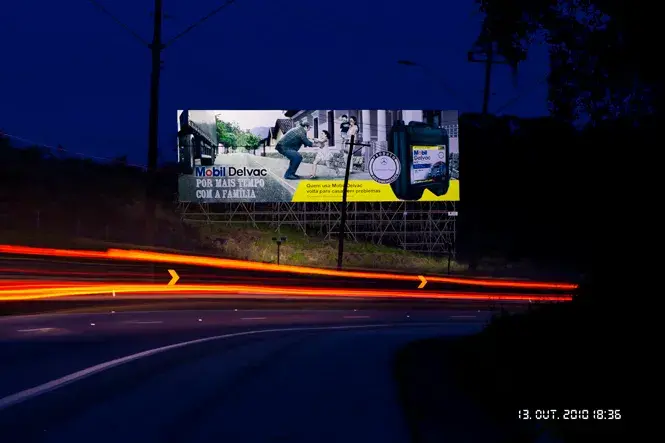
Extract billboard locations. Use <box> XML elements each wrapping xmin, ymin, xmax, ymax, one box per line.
<box><xmin>177</xmin><ymin>110</ymin><xmax>460</xmax><ymax>203</ymax></box>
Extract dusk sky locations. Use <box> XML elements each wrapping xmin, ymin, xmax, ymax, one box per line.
<box><xmin>1</xmin><ymin>0</ymin><xmax>550</xmax><ymax>166</ymax></box>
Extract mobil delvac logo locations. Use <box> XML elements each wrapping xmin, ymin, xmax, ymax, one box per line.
<box><xmin>413</xmin><ymin>149</ymin><xmax>432</xmax><ymax>162</ymax></box>
<box><xmin>195</xmin><ymin>166</ymin><xmax>268</xmax><ymax>177</ymax></box>
<box><xmin>195</xmin><ymin>166</ymin><xmax>226</xmax><ymax>177</ymax></box>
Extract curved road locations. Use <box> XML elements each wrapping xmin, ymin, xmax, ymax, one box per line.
<box><xmin>0</xmin><ymin>309</ymin><xmax>496</xmax><ymax>443</ymax></box>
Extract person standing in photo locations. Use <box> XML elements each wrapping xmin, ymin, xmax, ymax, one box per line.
<box><xmin>275</xmin><ymin>121</ymin><xmax>314</xmax><ymax>180</ymax></box>
<box><xmin>339</xmin><ymin>116</ymin><xmax>359</xmax><ymax>175</ymax></box>
<box><xmin>346</xmin><ymin>115</ymin><xmax>359</xmax><ymax>150</ymax></box>
<box><xmin>309</xmin><ymin>130</ymin><xmax>333</xmax><ymax>178</ymax></box>
<box><xmin>339</xmin><ymin>115</ymin><xmax>350</xmax><ymax>148</ymax></box>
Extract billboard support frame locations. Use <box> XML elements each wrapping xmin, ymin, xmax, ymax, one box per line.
<box><xmin>177</xmin><ymin>201</ymin><xmax>456</xmax><ymax>258</ymax></box>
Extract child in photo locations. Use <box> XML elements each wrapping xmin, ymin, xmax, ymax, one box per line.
<box><xmin>309</xmin><ymin>130</ymin><xmax>335</xmax><ymax>178</ymax></box>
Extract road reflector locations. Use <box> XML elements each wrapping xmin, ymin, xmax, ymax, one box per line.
<box><xmin>418</xmin><ymin>275</ymin><xmax>427</xmax><ymax>289</ymax></box>
<box><xmin>168</xmin><ymin>269</ymin><xmax>180</xmax><ymax>286</ymax></box>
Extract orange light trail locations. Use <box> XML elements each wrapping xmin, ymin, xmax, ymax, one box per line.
<box><xmin>0</xmin><ymin>267</ymin><xmax>321</xmax><ymax>285</ymax></box>
<box><xmin>0</xmin><ymin>281</ymin><xmax>573</xmax><ymax>302</ymax></box>
<box><xmin>0</xmin><ymin>281</ymin><xmax>95</xmax><ymax>289</ymax></box>
<box><xmin>0</xmin><ymin>245</ymin><xmax>578</xmax><ymax>290</ymax></box>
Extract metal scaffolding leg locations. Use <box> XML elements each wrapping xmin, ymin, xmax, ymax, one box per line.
<box><xmin>177</xmin><ymin>201</ymin><xmax>457</xmax><ymax>256</ymax></box>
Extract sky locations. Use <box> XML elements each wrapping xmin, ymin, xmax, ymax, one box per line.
<box><xmin>212</xmin><ymin>110</ymin><xmax>286</xmax><ymax>130</ymax></box>
<box><xmin>1</xmin><ymin>0</ymin><xmax>551</xmax><ymax>166</ymax></box>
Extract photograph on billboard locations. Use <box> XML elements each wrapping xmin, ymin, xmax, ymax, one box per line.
<box><xmin>177</xmin><ymin>110</ymin><xmax>460</xmax><ymax>203</ymax></box>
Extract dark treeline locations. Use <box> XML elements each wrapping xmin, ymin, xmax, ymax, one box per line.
<box><xmin>0</xmin><ymin>136</ymin><xmax>199</xmax><ymax>250</ymax></box>
<box><xmin>457</xmin><ymin>113</ymin><xmax>651</xmax><ymax>273</ymax></box>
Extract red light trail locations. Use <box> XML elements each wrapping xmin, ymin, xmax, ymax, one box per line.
<box><xmin>0</xmin><ymin>245</ymin><xmax>578</xmax><ymax>291</ymax></box>
<box><xmin>0</xmin><ymin>280</ymin><xmax>573</xmax><ymax>302</ymax></box>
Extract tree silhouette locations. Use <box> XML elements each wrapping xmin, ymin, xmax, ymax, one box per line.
<box><xmin>0</xmin><ymin>133</ymin><xmax>10</xmax><ymax>151</ymax></box>
<box><xmin>475</xmin><ymin>0</ymin><xmax>660</xmax><ymax>123</ymax></box>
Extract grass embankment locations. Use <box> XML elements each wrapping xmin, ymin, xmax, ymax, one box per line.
<box><xmin>394</xmin><ymin>294</ymin><xmax>627</xmax><ymax>443</ymax></box>
<box><xmin>0</xmin><ymin>205</ymin><xmax>466</xmax><ymax>274</ymax></box>
<box><xmin>195</xmin><ymin>224</ymin><xmax>465</xmax><ymax>273</ymax></box>
<box><xmin>2</xmin><ymin>217</ymin><xmax>572</xmax><ymax>278</ymax></box>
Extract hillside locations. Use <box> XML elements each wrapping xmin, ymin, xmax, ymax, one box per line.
<box><xmin>0</xmin><ymin>140</ymin><xmax>468</xmax><ymax>273</ymax></box>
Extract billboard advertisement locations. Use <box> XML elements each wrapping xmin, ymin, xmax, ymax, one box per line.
<box><xmin>177</xmin><ymin>110</ymin><xmax>460</xmax><ymax>203</ymax></box>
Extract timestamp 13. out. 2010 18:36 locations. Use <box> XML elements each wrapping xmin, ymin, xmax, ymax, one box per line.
<box><xmin>517</xmin><ymin>409</ymin><xmax>622</xmax><ymax>421</ymax></box>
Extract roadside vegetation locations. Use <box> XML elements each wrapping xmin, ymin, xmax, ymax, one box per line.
<box><xmin>0</xmin><ymin>222</ymin><xmax>466</xmax><ymax>275</ymax></box>
<box><xmin>0</xmin><ymin>139</ymin><xmax>467</xmax><ymax>274</ymax></box>
<box><xmin>196</xmin><ymin>224</ymin><xmax>466</xmax><ymax>273</ymax></box>
<box><xmin>395</xmin><ymin>280</ymin><xmax>626</xmax><ymax>443</ymax></box>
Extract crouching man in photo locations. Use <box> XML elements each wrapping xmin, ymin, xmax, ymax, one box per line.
<box><xmin>275</xmin><ymin>121</ymin><xmax>314</xmax><ymax>180</ymax></box>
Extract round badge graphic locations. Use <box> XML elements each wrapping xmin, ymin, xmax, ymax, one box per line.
<box><xmin>368</xmin><ymin>151</ymin><xmax>400</xmax><ymax>184</ymax></box>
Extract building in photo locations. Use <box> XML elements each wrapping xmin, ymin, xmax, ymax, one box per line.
<box><xmin>283</xmin><ymin>110</ymin><xmax>459</xmax><ymax>173</ymax></box>
<box><xmin>260</xmin><ymin>118</ymin><xmax>294</xmax><ymax>155</ymax></box>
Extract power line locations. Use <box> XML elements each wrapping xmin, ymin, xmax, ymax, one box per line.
<box><xmin>493</xmin><ymin>77</ymin><xmax>548</xmax><ymax>116</ymax></box>
<box><xmin>165</xmin><ymin>0</ymin><xmax>237</xmax><ymax>48</ymax></box>
<box><xmin>1</xmin><ymin>132</ymin><xmax>57</xmax><ymax>149</ymax></box>
<box><xmin>85</xmin><ymin>0</ymin><xmax>149</xmax><ymax>46</ymax></box>
<box><xmin>86</xmin><ymin>0</ymin><xmax>240</xmax><ymax>49</ymax></box>
<box><xmin>397</xmin><ymin>61</ymin><xmax>473</xmax><ymax>111</ymax></box>
<box><xmin>86</xmin><ymin>0</ymin><xmax>241</xmax><ymax>174</ymax></box>
<box><xmin>467</xmin><ymin>41</ymin><xmax>510</xmax><ymax>115</ymax></box>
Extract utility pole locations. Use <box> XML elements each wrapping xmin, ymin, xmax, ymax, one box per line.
<box><xmin>87</xmin><ymin>0</ymin><xmax>237</xmax><ymax>256</ymax></box>
<box><xmin>147</xmin><ymin>0</ymin><xmax>164</xmax><ymax>173</ymax></box>
<box><xmin>468</xmin><ymin>40</ymin><xmax>508</xmax><ymax>115</ymax></box>
<box><xmin>482</xmin><ymin>43</ymin><xmax>492</xmax><ymax>115</ymax></box>
<box><xmin>88</xmin><ymin>0</ymin><xmax>237</xmax><ymax>169</ymax></box>
<box><xmin>337</xmin><ymin>134</ymin><xmax>371</xmax><ymax>270</ymax></box>
<box><xmin>144</xmin><ymin>0</ymin><xmax>163</xmax><ymax>275</ymax></box>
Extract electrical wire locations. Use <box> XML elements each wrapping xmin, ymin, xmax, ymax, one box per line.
<box><xmin>165</xmin><ymin>0</ymin><xmax>238</xmax><ymax>48</ymax></box>
<box><xmin>85</xmin><ymin>0</ymin><xmax>240</xmax><ymax>50</ymax></box>
<box><xmin>493</xmin><ymin>77</ymin><xmax>549</xmax><ymax>116</ymax></box>
<box><xmin>397</xmin><ymin>62</ymin><xmax>475</xmax><ymax>111</ymax></box>
<box><xmin>85</xmin><ymin>0</ymin><xmax>149</xmax><ymax>46</ymax></box>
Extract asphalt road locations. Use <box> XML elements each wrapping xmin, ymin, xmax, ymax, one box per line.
<box><xmin>0</xmin><ymin>297</ymin><xmax>529</xmax><ymax>318</ymax></box>
<box><xmin>0</xmin><ymin>309</ymin><xmax>494</xmax><ymax>443</ymax></box>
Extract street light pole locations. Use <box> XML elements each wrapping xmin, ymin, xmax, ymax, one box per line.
<box><xmin>467</xmin><ymin>41</ymin><xmax>509</xmax><ymax>116</ymax></box>
<box><xmin>272</xmin><ymin>236</ymin><xmax>287</xmax><ymax>265</ymax></box>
